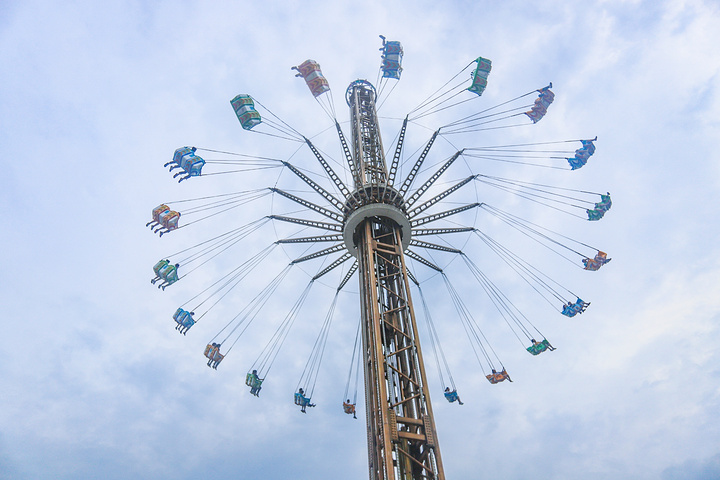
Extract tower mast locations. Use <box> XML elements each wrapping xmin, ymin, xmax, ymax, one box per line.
<box><xmin>342</xmin><ymin>80</ymin><xmax>445</xmax><ymax>480</ymax></box>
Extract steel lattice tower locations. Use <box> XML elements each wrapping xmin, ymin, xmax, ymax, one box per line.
<box><xmin>343</xmin><ymin>80</ymin><xmax>444</xmax><ymax>480</ymax></box>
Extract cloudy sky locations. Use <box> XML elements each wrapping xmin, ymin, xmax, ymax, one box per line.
<box><xmin>2</xmin><ymin>1</ymin><xmax>719</xmax><ymax>479</ymax></box>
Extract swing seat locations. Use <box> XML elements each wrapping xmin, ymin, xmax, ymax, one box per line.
<box><xmin>151</xmin><ymin>205</ymin><xmax>170</xmax><ymax>223</ymax></box>
<box><xmin>382</xmin><ymin>59</ymin><xmax>401</xmax><ymax>71</ymax></box>
<box><xmin>583</xmin><ymin>258</ymin><xmax>602</xmax><ymax>271</ymax></box>
<box><xmin>343</xmin><ymin>402</ymin><xmax>356</xmax><ymax>414</ymax></box>
<box><xmin>153</xmin><ymin>259</ymin><xmax>169</xmax><ymax>276</ymax></box>
<box><xmin>179</xmin><ymin>154</ymin><xmax>205</xmax><ymax>177</ymax></box>
<box><xmin>444</xmin><ymin>390</ymin><xmax>459</xmax><ymax>403</ymax></box>
<box><xmin>173</xmin><ymin>308</ymin><xmax>190</xmax><ymax>324</ymax></box>
<box><xmin>567</xmin><ymin>156</ymin><xmax>588</xmax><ymax>170</ymax></box>
<box><xmin>292</xmin><ymin>60</ymin><xmax>322</xmax><ymax>78</ymax></box>
<box><xmin>587</xmin><ymin>208</ymin><xmax>606</xmax><ymax>221</ymax></box>
<box><xmin>530</xmin><ymin>102</ymin><xmax>548</xmax><ymax>115</ymax></box>
<box><xmin>161</xmin><ymin>211</ymin><xmax>180</xmax><ymax>231</ymax></box>
<box><xmin>181</xmin><ymin>314</ymin><xmax>195</xmax><ymax>328</ymax></box>
<box><xmin>204</xmin><ymin>344</ymin><xmax>220</xmax><ymax>360</ymax></box>
<box><xmin>381</xmin><ymin>39</ymin><xmax>403</xmax><ymax>55</ymax></box>
<box><xmin>585</xmin><ymin>252</ymin><xmax>611</xmax><ymax>270</ymax></box>
<box><xmin>238</xmin><ymin>111</ymin><xmax>262</xmax><ymax>130</ymax></box>
<box><xmin>382</xmin><ymin>69</ymin><xmax>401</xmax><ymax>79</ymax></box>
<box><xmin>537</xmin><ymin>89</ymin><xmax>555</xmax><ymax>107</ymax></box>
<box><xmin>527</xmin><ymin>339</ymin><xmax>553</xmax><ymax>356</ymax></box>
<box><xmin>157</xmin><ymin>263</ymin><xmax>174</xmax><ymax>279</ymax></box>
<box><xmin>596</xmin><ymin>194</ymin><xmax>612</xmax><ymax>212</ymax></box>
<box><xmin>468</xmin><ymin>75</ymin><xmax>488</xmax><ymax>95</ymax></box>
<box><xmin>525</xmin><ymin>109</ymin><xmax>543</xmax><ymax>123</ymax></box>
<box><xmin>575</xmin><ymin>148</ymin><xmax>591</xmax><ymax>160</ymax></box>
<box><xmin>162</xmin><ymin>267</ymin><xmax>179</xmax><ymax>285</ymax></box>
<box><xmin>246</xmin><ymin>373</ymin><xmax>263</xmax><ymax>389</ymax></box>
<box><xmin>467</xmin><ymin>57</ymin><xmax>492</xmax><ymax>96</ymax></box>
<box><xmin>172</xmin><ymin>147</ymin><xmax>195</xmax><ymax>166</ymax></box>
<box><xmin>486</xmin><ymin>370</ymin><xmax>511</xmax><ymax>384</ymax></box>
<box><xmin>292</xmin><ymin>60</ymin><xmax>331</xmax><ymax>98</ymax></box>
<box><xmin>230</xmin><ymin>94</ymin><xmax>262</xmax><ymax>130</ymax></box>
<box><xmin>527</xmin><ymin>344</ymin><xmax>547</xmax><ymax>355</ymax></box>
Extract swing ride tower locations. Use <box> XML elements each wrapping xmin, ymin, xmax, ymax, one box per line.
<box><xmin>151</xmin><ymin>44</ymin><xmax>612</xmax><ymax>480</ymax></box>
<box><xmin>343</xmin><ymin>80</ymin><xmax>444</xmax><ymax>480</ymax></box>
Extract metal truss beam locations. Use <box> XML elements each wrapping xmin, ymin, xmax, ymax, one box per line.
<box><xmin>312</xmin><ymin>252</ymin><xmax>353</xmax><ymax>280</ymax></box>
<box><xmin>405</xmin><ymin>249</ymin><xmax>444</xmax><ymax>272</ymax></box>
<box><xmin>303</xmin><ymin>137</ymin><xmax>351</xmax><ymax>199</ymax></box>
<box><xmin>276</xmin><ymin>234</ymin><xmax>344</xmax><ymax>244</ymax></box>
<box><xmin>337</xmin><ymin>260</ymin><xmax>358</xmax><ymax>291</ymax></box>
<box><xmin>412</xmin><ymin>227</ymin><xmax>475</xmax><ymax>236</ymax></box>
<box><xmin>405</xmin><ymin>150</ymin><xmax>464</xmax><ymax>209</ymax></box>
<box><xmin>409</xmin><ymin>239</ymin><xmax>462</xmax><ymax>254</ymax></box>
<box><xmin>335</xmin><ymin>121</ymin><xmax>361</xmax><ymax>187</ymax></box>
<box><xmin>281</xmin><ymin>160</ymin><xmax>345</xmax><ymax>212</ymax></box>
<box><xmin>410</xmin><ymin>203</ymin><xmax>480</xmax><ymax>228</ymax></box>
<box><xmin>270</xmin><ymin>188</ymin><xmax>343</xmax><ymax>223</ymax></box>
<box><xmin>268</xmin><ymin>215</ymin><xmax>342</xmax><ymax>232</ymax></box>
<box><xmin>406</xmin><ymin>268</ymin><xmax>420</xmax><ymax>286</ymax></box>
<box><xmin>292</xmin><ymin>243</ymin><xmax>347</xmax><ymax>264</ymax></box>
<box><xmin>387</xmin><ymin>116</ymin><xmax>408</xmax><ymax>187</ymax></box>
<box><xmin>397</xmin><ymin>130</ymin><xmax>439</xmax><ymax>198</ymax></box>
<box><xmin>407</xmin><ymin>174</ymin><xmax>475</xmax><ymax>218</ymax></box>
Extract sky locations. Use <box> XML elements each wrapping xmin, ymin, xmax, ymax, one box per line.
<box><xmin>1</xmin><ymin>0</ymin><xmax>720</xmax><ymax>479</ymax></box>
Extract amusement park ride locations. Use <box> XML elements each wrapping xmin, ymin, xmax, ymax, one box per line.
<box><xmin>149</xmin><ymin>36</ymin><xmax>611</xmax><ymax>480</ymax></box>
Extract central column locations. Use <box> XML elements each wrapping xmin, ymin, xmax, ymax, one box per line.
<box><xmin>344</xmin><ymin>80</ymin><xmax>444</xmax><ymax>480</ymax></box>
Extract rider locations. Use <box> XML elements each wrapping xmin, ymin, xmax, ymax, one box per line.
<box><xmin>444</xmin><ymin>387</ymin><xmax>464</xmax><ymax>405</ymax></box>
<box><xmin>296</xmin><ymin>388</ymin><xmax>316</xmax><ymax>413</ymax></box>
<box><xmin>248</xmin><ymin>369</ymin><xmax>263</xmax><ymax>396</ymax></box>
<box><xmin>343</xmin><ymin>399</ymin><xmax>357</xmax><ymax>419</ymax></box>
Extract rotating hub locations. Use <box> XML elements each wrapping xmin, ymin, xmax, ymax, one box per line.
<box><xmin>343</xmin><ymin>184</ymin><xmax>411</xmax><ymax>258</ymax></box>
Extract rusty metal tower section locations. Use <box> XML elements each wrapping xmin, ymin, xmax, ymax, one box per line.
<box><xmin>342</xmin><ymin>80</ymin><xmax>445</xmax><ymax>480</ymax></box>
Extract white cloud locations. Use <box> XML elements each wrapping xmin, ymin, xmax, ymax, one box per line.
<box><xmin>1</xmin><ymin>0</ymin><xmax>719</xmax><ymax>479</ymax></box>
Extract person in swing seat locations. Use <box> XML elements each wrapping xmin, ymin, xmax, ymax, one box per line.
<box><xmin>444</xmin><ymin>387</ymin><xmax>464</xmax><ymax>405</ymax></box>
<box><xmin>343</xmin><ymin>399</ymin><xmax>357</xmax><ymax>418</ymax></box>
<box><xmin>296</xmin><ymin>388</ymin><xmax>315</xmax><ymax>413</ymax></box>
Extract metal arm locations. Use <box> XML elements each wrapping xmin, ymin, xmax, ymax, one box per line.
<box><xmin>337</xmin><ymin>261</ymin><xmax>358</xmax><ymax>291</ymax></box>
<box><xmin>335</xmin><ymin>121</ymin><xmax>361</xmax><ymax>187</ymax></box>
<box><xmin>276</xmin><ymin>234</ymin><xmax>344</xmax><ymax>244</ymax></box>
<box><xmin>281</xmin><ymin>161</ymin><xmax>346</xmax><ymax>212</ymax></box>
<box><xmin>405</xmin><ymin>150</ymin><xmax>464</xmax><ymax>209</ymax></box>
<box><xmin>270</xmin><ymin>188</ymin><xmax>343</xmax><ymax>223</ymax></box>
<box><xmin>387</xmin><ymin>116</ymin><xmax>408</xmax><ymax>187</ymax></box>
<box><xmin>268</xmin><ymin>214</ymin><xmax>342</xmax><ymax>232</ymax></box>
<box><xmin>409</xmin><ymin>239</ymin><xmax>462</xmax><ymax>254</ymax></box>
<box><xmin>304</xmin><ymin>137</ymin><xmax>351</xmax><ymax>199</ymax></box>
<box><xmin>312</xmin><ymin>252</ymin><xmax>353</xmax><ymax>280</ymax></box>
<box><xmin>407</xmin><ymin>174</ymin><xmax>475</xmax><ymax>218</ymax></box>
<box><xmin>412</xmin><ymin>227</ymin><xmax>475</xmax><ymax>236</ymax></box>
<box><xmin>397</xmin><ymin>130</ymin><xmax>439</xmax><ymax>197</ymax></box>
<box><xmin>292</xmin><ymin>243</ymin><xmax>347</xmax><ymax>264</ymax></box>
<box><xmin>405</xmin><ymin>249</ymin><xmax>443</xmax><ymax>272</ymax></box>
<box><xmin>410</xmin><ymin>203</ymin><xmax>481</xmax><ymax>228</ymax></box>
